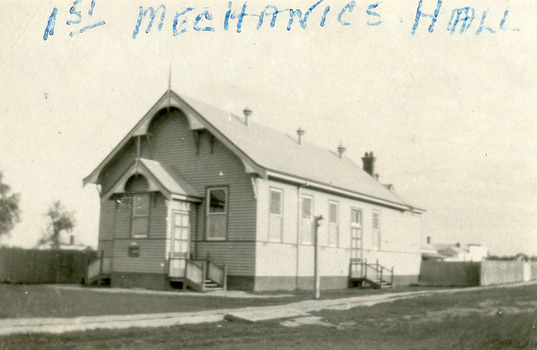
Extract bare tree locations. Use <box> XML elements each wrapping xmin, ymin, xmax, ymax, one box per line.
<box><xmin>0</xmin><ymin>171</ymin><xmax>20</xmax><ymax>238</ymax></box>
<box><xmin>37</xmin><ymin>201</ymin><xmax>75</xmax><ymax>249</ymax></box>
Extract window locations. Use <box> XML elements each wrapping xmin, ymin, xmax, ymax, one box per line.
<box><xmin>328</xmin><ymin>201</ymin><xmax>339</xmax><ymax>246</ymax></box>
<box><xmin>372</xmin><ymin>210</ymin><xmax>380</xmax><ymax>250</ymax></box>
<box><xmin>350</xmin><ymin>208</ymin><xmax>363</xmax><ymax>260</ymax></box>
<box><xmin>131</xmin><ymin>193</ymin><xmax>150</xmax><ymax>238</ymax></box>
<box><xmin>351</xmin><ymin>209</ymin><xmax>362</xmax><ymax>226</ymax></box>
<box><xmin>206</xmin><ymin>188</ymin><xmax>228</xmax><ymax>240</ymax></box>
<box><xmin>269</xmin><ymin>188</ymin><xmax>283</xmax><ymax>242</ymax></box>
<box><xmin>301</xmin><ymin>195</ymin><xmax>313</xmax><ymax>244</ymax></box>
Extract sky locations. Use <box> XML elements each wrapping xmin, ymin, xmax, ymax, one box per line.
<box><xmin>0</xmin><ymin>0</ymin><xmax>536</xmax><ymax>256</ymax></box>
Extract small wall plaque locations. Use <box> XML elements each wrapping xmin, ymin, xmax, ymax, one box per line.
<box><xmin>128</xmin><ymin>246</ymin><xmax>140</xmax><ymax>257</ymax></box>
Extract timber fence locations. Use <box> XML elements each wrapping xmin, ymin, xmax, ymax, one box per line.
<box><xmin>0</xmin><ymin>247</ymin><xmax>96</xmax><ymax>284</ymax></box>
<box><xmin>419</xmin><ymin>260</ymin><xmax>537</xmax><ymax>287</ymax></box>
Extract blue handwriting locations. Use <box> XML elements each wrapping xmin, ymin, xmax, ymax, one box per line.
<box><xmin>44</xmin><ymin>0</ymin><xmax>106</xmax><ymax>40</ymax></box>
<box><xmin>43</xmin><ymin>0</ymin><xmax>520</xmax><ymax>41</ymax></box>
<box><xmin>412</xmin><ymin>0</ymin><xmax>519</xmax><ymax>35</ymax></box>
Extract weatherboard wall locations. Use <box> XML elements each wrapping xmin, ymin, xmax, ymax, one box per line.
<box><xmin>254</xmin><ymin>178</ymin><xmax>421</xmax><ymax>290</ymax></box>
<box><xmin>148</xmin><ymin>110</ymin><xmax>257</xmax><ymax>277</ymax></box>
<box><xmin>97</xmin><ymin>199</ymin><xmax>115</xmax><ymax>260</ymax></box>
<box><xmin>97</xmin><ymin>109</ymin><xmax>258</xmax><ymax>281</ymax></box>
<box><xmin>110</xmin><ymin>193</ymin><xmax>168</xmax><ymax>274</ymax></box>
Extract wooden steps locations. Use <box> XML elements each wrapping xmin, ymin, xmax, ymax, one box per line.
<box><xmin>203</xmin><ymin>279</ymin><xmax>224</xmax><ymax>291</ymax></box>
<box><xmin>349</xmin><ymin>259</ymin><xmax>394</xmax><ymax>289</ymax></box>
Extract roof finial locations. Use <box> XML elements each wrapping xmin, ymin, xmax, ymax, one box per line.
<box><xmin>167</xmin><ymin>63</ymin><xmax>172</xmax><ymax>112</ymax></box>
<box><xmin>168</xmin><ymin>64</ymin><xmax>172</xmax><ymax>90</ymax></box>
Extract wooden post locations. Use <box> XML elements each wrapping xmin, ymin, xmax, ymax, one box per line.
<box><xmin>99</xmin><ymin>250</ymin><xmax>104</xmax><ymax>275</ymax></box>
<box><xmin>183</xmin><ymin>258</ymin><xmax>187</xmax><ymax>290</ymax></box>
<box><xmin>314</xmin><ymin>215</ymin><xmax>324</xmax><ymax>300</ymax></box>
<box><xmin>380</xmin><ymin>269</ymin><xmax>383</xmax><ymax>287</ymax></box>
<box><xmin>223</xmin><ymin>263</ymin><xmax>227</xmax><ymax>291</ymax></box>
<box><xmin>201</xmin><ymin>261</ymin><xmax>206</xmax><ymax>292</ymax></box>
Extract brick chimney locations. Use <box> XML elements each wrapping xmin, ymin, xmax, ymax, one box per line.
<box><xmin>361</xmin><ymin>152</ymin><xmax>376</xmax><ymax>177</ymax></box>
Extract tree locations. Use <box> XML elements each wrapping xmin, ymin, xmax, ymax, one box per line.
<box><xmin>38</xmin><ymin>201</ymin><xmax>75</xmax><ymax>249</ymax></box>
<box><xmin>0</xmin><ymin>171</ymin><xmax>20</xmax><ymax>237</ymax></box>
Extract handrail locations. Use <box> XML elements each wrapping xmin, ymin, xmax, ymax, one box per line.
<box><xmin>168</xmin><ymin>257</ymin><xmax>227</xmax><ymax>291</ymax></box>
<box><xmin>207</xmin><ymin>261</ymin><xmax>226</xmax><ymax>290</ymax></box>
<box><xmin>185</xmin><ymin>259</ymin><xmax>205</xmax><ymax>291</ymax></box>
<box><xmin>86</xmin><ymin>251</ymin><xmax>112</xmax><ymax>284</ymax></box>
<box><xmin>349</xmin><ymin>259</ymin><xmax>394</xmax><ymax>287</ymax></box>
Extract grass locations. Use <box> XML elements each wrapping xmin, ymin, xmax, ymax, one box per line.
<box><xmin>0</xmin><ymin>284</ymin><xmax>295</xmax><ymax>318</ymax></box>
<box><xmin>0</xmin><ymin>283</ymin><xmax>536</xmax><ymax>349</ymax></box>
<box><xmin>0</xmin><ymin>283</ymin><xmax>428</xmax><ymax>319</ymax></box>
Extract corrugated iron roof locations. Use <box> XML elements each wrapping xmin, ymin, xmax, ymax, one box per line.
<box><xmin>180</xmin><ymin>95</ymin><xmax>412</xmax><ymax>208</ymax></box>
<box><xmin>139</xmin><ymin>158</ymin><xmax>200</xmax><ymax>199</ymax></box>
<box><xmin>85</xmin><ymin>90</ymin><xmax>423</xmax><ymax>211</ymax></box>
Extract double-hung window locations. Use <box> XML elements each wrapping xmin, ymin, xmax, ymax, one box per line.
<box><xmin>206</xmin><ymin>188</ymin><xmax>228</xmax><ymax>240</ymax></box>
<box><xmin>350</xmin><ymin>208</ymin><xmax>363</xmax><ymax>260</ymax></box>
<box><xmin>301</xmin><ymin>195</ymin><xmax>314</xmax><ymax>244</ymax></box>
<box><xmin>328</xmin><ymin>201</ymin><xmax>339</xmax><ymax>246</ymax></box>
<box><xmin>131</xmin><ymin>193</ymin><xmax>150</xmax><ymax>238</ymax></box>
<box><xmin>372</xmin><ymin>210</ymin><xmax>381</xmax><ymax>250</ymax></box>
<box><xmin>269</xmin><ymin>188</ymin><xmax>283</xmax><ymax>242</ymax></box>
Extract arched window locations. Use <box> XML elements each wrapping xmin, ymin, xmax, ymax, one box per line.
<box><xmin>125</xmin><ymin>175</ymin><xmax>150</xmax><ymax>239</ymax></box>
<box><xmin>125</xmin><ymin>175</ymin><xmax>149</xmax><ymax>193</ymax></box>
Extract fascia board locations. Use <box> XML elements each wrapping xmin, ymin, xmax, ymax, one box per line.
<box><xmin>84</xmin><ymin>90</ymin><xmax>266</xmax><ymax>186</ymax></box>
<box><xmin>266</xmin><ymin>170</ymin><xmax>413</xmax><ymax>212</ymax></box>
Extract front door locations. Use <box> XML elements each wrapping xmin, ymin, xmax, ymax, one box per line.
<box><xmin>169</xmin><ymin>208</ymin><xmax>190</xmax><ymax>278</ymax></box>
<box><xmin>350</xmin><ymin>208</ymin><xmax>363</xmax><ymax>277</ymax></box>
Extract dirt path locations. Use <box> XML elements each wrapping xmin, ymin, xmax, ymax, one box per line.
<box><xmin>1</xmin><ymin>281</ymin><xmax>535</xmax><ymax>336</ymax></box>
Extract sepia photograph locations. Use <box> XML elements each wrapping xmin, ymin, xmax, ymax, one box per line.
<box><xmin>0</xmin><ymin>0</ymin><xmax>536</xmax><ymax>348</ymax></box>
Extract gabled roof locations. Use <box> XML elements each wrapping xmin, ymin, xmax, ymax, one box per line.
<box><xmin>101</xmin><ymin>158</ymin><xmax>200</xmax><ymax>203</ymax></box>
<box><xmin>421</xmin><ymin>243</ymin><xmax>438</xmax><ymax>253</ymax></box>
<box><xmin>422</xmin><ymin>252</ymin><xmax>446</xmax><ymax>260</ymax></box>
<box><xmin>140</xmin><ymin>158</ymin><xmax>200</xmax><ymax>199</ymax></box>
<box><xmin>85</xmin><ymin>90</ymin><xmax>423</xmax><ymax>212</ymax></box>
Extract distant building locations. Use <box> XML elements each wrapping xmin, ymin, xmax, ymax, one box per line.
<box><xmin>421</xmin><ymin>236</ymin><xmax>445</xmax><ymax>260</ymax></box>
<box><xmin>58</xmin><ymin>231</ymin><xmax>87</xmax><ymax>251</ymax></box>
<box><xmin>434</xmin><ymin>243</ymin><xmax>488</xmax><ymax>262</ymax></box>
<box><xmin>467</xmin><ymin>244</ymin><xmax>489</xmax><ymax>262</ymax></box>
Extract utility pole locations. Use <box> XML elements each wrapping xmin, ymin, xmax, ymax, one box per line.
<box><xmin>314</xmin><ymin>215</ymin><xmax>324</xmax><ymax>299</ymax></box>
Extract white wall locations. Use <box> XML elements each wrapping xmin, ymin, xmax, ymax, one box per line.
<box><xmin>255</xmin><ymin>178</ymin><xmax>422</xmax><ymax>278</ymax></box>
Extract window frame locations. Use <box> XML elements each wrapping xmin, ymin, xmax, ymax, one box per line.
<box><xmin>300</xmin><ymin>194</ymin><xmax>314</xmax><ymax>245</ymax></box>
<box><xmin>268</xmin><ymin>187</ymin><xmax>284</xmax><ymax>242</ymax></box>
<box><xmin>130</xmin><ymin>192</ymin><xmax>151</xmax><ymax>239</ymax></box>
<box><xmin>328</xmin><ymin>200</ymin><xmax>339</xmax><ymax>247</ymax></box>
<box><xmin>205</xmin><ymin>187</ymin><xmax>229</xmax><ymax>241</ymax></box>
<box><xmin>351</xmin><ymin>207</ymin><xmax>363</xmax><ymax>227</ymax></box>
<box><xmin>350</xmin><ymin>207</ymin><xmax>363</xmax><ymax>258</ymax></box>
<box><xmin>372</xmin><ymin>210</ymin><xmax>381</xmax><ymax>250</ymax></box>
